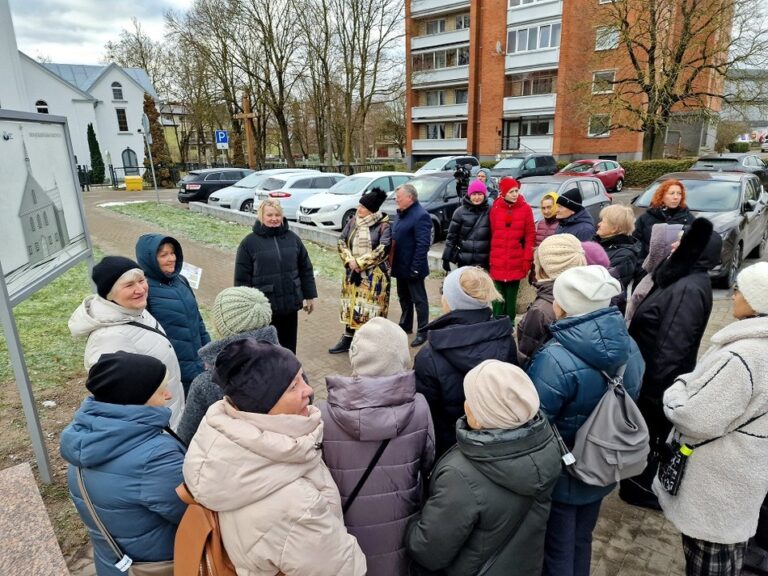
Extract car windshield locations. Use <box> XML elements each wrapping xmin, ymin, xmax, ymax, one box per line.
<box><xmin>494</xmin><ymin>158</ymin><xmax>524</xmax><ymax>169</ymax></box>
<box><xmin>692</xmin><ymin>158</ymin><xmax>739</xmax><ymax>169</ymax></box>
<box><xmin>561</xmin><ymin>162</ymin><xmax>593</xmax><ymax>173</ymax></box>
<box><xmin>420</xmin><ymin>158</ymin><xmax>450</xmax><ymax>171</ymax></box>
<box><xmin>181</xmin><ymin>173</ymin><xmax>200</xmax><ymax>182</ymax></box>
<box><xmin>519</xmin><ymin>182</ymin><xmax>562</xmax><ymax>207</ymax></box>
<box><xmin>234</xmin><ymin>173</ymin><xmax>269</xmax><ymax>188</ymax></box>
<box><xmin>635</xmin><ymin>179</ymin><xmax>742</xmax><ymax>212</ymax></box>
<box><xmin>328</xmin><ymin>177</ymin><xmax>370</xmax><ymax>195</ymax></box>
<box><xmin>260</xmin><ymin>177</ymin><xmax>287</xmax><ymax>192</ymax></box>
<box><xmin>409</xmin><ymin>177</ymin><xmax>446</xmax><ymax>202</ymax></box>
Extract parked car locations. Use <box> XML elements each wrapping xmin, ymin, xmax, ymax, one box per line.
<box><xmin>177</xmin><ymin>168</ymin><xmax>254</xmax><ymax>203</ymax></box>
<box><xmin>208</xmin><ymin>169</ymin><xmax>320</xmax><ymax>212</ymax></box>
<box><xmin>381</xmin><ymin>172</ymin><xmax>461</xmax><ymax>245</ymax></box>
<box><xmin>414</xmin><ymin>155</ymin><xmax>479</xmax><ymax>176</ymax></box>
<box><xmin>631</xmin><ymin>171</ymin><xmax>768</xmax><ymax>287</ymax></box>
<box><xmin>761</xmin><ymin>140</ymin><xmax>768</xmax><ymax>153</ymax></box>
<box><xmin>689</xmin><ymin>153</ymin><xmax>768</xmax><ymax>188</ymax></box>
<box><xmin>518</xmin><ymin>175</ymin><xmax>612</xmax><ymax>224</ymax></box>
<box><xmin>296</xmin><ymin>172</ymin><xmax>413</xmax><ymax>230</ymax></box>
<box><xmin>558</xmin><ymin>159</ymin><xmax>625</xmax><ymax>192</ymax></box>
<box><xmin>490</xmin><ymin>153</ymin><xmax>558</xmax><ymax>181</ymax></box>
<box><xmin>250</xmin><ymin>172</ymin><xmax>346</xmax><ymax>218</ymax></box>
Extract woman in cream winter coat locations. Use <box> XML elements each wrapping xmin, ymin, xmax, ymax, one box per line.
<box><xmin>68</xmin><ymin>256</ymin><xmax>184</xmax><ymax>428</ymax></box>
<box><xmin>654</xmin><ymin>262</ymin><xmax>768</xmax><ymax>575</ymax></box>
<box><xmin>183</xmin><ymin>338</ymin><xmax>366</xmax><ymax>576</ymax></box>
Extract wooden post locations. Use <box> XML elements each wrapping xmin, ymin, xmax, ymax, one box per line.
<box><xmin>234</xmin><ymin>94</ymin><xmax>257</xmax><ymax>169</ymax></box>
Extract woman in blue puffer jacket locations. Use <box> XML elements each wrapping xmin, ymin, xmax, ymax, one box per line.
<box><xmin>60</xmin><ymin>351</ymin><xmax>187</xmax><ymax>576</ymax></box>
<box><xmin>136</xmin><ymin>234</ymin><xmax>210</xmax><ymax>394</ymax></box>
<box><xmin>526</xmin><ymin>265</ymin><xmax>644</xmax><ymax>576</ymax></box>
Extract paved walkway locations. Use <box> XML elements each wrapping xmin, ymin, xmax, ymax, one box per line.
<box><xmin>68</xmin><ymin>186</ymin><xmax>757</xmax><ymax>576</ymax></box>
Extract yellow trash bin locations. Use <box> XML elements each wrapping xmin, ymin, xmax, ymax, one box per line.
<box><xmin>125</xmin><ymin>175</ymin><xmax>144</xmax><ymax>191</ymax></box>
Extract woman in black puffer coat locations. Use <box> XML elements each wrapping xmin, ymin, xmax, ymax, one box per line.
<box><xmin>234</xmin><ymin>199</ymin><xmax>317</xmax><ymax>353</ymax></box>
<box><xmin>442</xmin><ymin>180</ymin><xmax>491</xmax><ymax>271</ymax></box>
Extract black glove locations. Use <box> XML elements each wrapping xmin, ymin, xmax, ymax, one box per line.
<box><xmin>442</xmin><ymin>259</ymin><xmax>451</xmax><ymax>273</ymax></box>
<box><xmin>350</xmin><ymin>270</ymin><xmax>363</xmax><ymax>286</ymax></box>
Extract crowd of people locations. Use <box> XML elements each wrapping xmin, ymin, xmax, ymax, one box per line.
<box><xmin>59</xmin><ymin>176</ymin><xmax>768</xmax><ymax>576</ymax></box>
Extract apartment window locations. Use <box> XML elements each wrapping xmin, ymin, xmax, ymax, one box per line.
<box><xmin>43</xmin><ymin>212</ymin><xmax>49</xmax><ymax>226</ymax></box>
<box><xmin>35</xmin><ymin>100</ymin><xmax>49</xmax><ymax>114</ymax></box>
<box><xmin>36</xmin><ymin>214</ymin><xmax>42</xmax><ymax>229</ymax></box>
<box><xmin>520</xmin><ymin>118</ymin><xmax>552</xmax><ymax>136</ymax></box>
<box><xmin>455</xmin><ymin>14</ymin><xmax>470</xmax><ymax>30</ymax></box>
<box><xmin>426</xmin><ymin>123</ymin><xmax>445</xmax><ymax>139</ymax></box>
<box><xmin>453</xmin><ymin>122</ymin><xmax>468</xmax><ymax>139</ymax></box>
<box><xmin>413</xmin><ymin>46</ymin><xmax>469</xmax><ymax>71</ymax></box>
<box><xmin>588</xmin><ymin>115</ymin><xmax>611</xmax><ymax>137</ymax></box>
<box><xmin>595</xmin><ymin>26</ymin><xmax>619</xmax><ymax>50</ymax></box>
<box><xmin>34</xmin><ymin>242</ymin><xmax>39</xmax><ymax>253</ymax></box>
<box><xmin>458</xmin><ymin>46</ymin><xmax>469</xmax><ymax>65</ymax></box>
<box><xmin>27</xmin><ymin>245</ymin><xmax>32</xmax><ymax>256</ymax></box>
<box><xmin>30</xmin><ymin>217</ymin><xmax>35</xmax><ymax>232</ymax></box>
<box><xmin>425</xmin><ymin>19</ymin><xmax>446</xmax><ymax>35</ymax></box>
<box><xmin>426</xmin><ymin>90</ymin><xmax>445</xmax><ymax>106</ymax></box>
<box><xmin>505</xmin><ymin>71</ymin><xmax>557</xmax><ymax>97</ymax></box>
<box><xmin>509</xmin><ymin>0</ymin><xmax>550</xmax><ymax>6</ymax></box>
<box><xmin>507</xmin><ymin>22</ymin><xmax>561</xmax><ymax>53</ymax></box>
<box><xmin>115</xmin><ymin>109</ymin><xmax>129</xmax><ymax>132</ymax></box>
<box><xmin>592</xmin><ymin>70</ymin><xmax>616</xmax><ymax>93</ymax></box>
<box><xmin>111</xmin><ymin>82</ymin><xmax>124</xmax><ymax>100</ymax></box>
<box><xmin>455</xmin><ymin>89</ymin><xmax>468</xmax><ymax>104</ymax></box>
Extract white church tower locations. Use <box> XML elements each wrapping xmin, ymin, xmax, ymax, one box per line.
<box><xmin>0</xmin><ymin>0</ymin><xmax>30</xmax><ymax>111</ymax></box>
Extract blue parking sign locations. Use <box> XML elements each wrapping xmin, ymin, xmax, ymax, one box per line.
<box><xmin>215</xmin><ymin>130</ymin><xmax>229</xmax><ymax>149</ymax></box>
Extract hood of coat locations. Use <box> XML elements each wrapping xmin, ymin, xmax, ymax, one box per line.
<box><xmin>598</xmin><ymin>234</ymin><xmax>641</xmax><ymax>254</ymax></box>
<box><xmin>710</xmin><ymin>315</ymin><xmax>768</xmax><ymax>347</ymax></box>
<box><xmin>455</xmin><ymin>414</ymin><xmax>560</xmax><ymax>496</ymax></box>
<box><xmin>549</xmin><ymin>307</ymin><xmax>631</xmax><ymax>372</ymax></box>
<box><xmin>323</xmin><ymin>371</ymin><xmax>417</xmax><ymax>441</ymax></box>
<box><xmin>135</xmin><ymin>234</ymin><xmax>183</xmax><ymax>282</ymax></box>
<box><xmin>654</xmin><ymin>218</ymin><xmax>721</xmax><ymax>288</ymax></box>
<box><xmin>426</xmin><ymin>309</ymin><xmax>513</xmax><ymax>373</ymax></box>
<box><xmin>252</xmin><ymin>218</ymin><xmax>289</xmax><ymax>237</ymax></box>
<box><xmin>183</xmin><ymin>401</ymin><xmax>325</xmax><ymax>511</ymax></box>
<box><xmin>197</xmin><ymin>326</ymin><xmax>279</xmax><ymax>366</ymax></box>
<box><xmin>533</xmin><ymin>280</ymin><xmax>555</xmax><ymax>303</ymax></box>
<box><xmin>68</xmin><ymin>294</ymin><xmax>144</xmax><ymax>338</ymax></box>
<box><xmin>559</xmin><ymin>208</ymin><xmax>594</xmax><ymax>228</ymax></box>
<box><xmin>59</xmin><ymin>397</ymin><xmax>174</xmax><ymax>468</ymax></box>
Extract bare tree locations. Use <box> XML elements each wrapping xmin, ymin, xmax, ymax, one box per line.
<box><xmin>715</xmin><ymin>119</ymin><xmax>749</xmax><ymax>151</ymax></box>
<box><xmin>576</xmin><ymin>0</ymin><xmax>768</xmax><ymax>158</ymax></box>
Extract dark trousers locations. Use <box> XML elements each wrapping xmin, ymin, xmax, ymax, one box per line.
<box><xmin>682</xmin><ymin>535</ymin><xmax>747</xmax><ymax>576</ymax></box>
<box><xmin>492</xmin><ymin>280</ymin><xmax>521</xmax><ymax>325</ymax></box>
<box><xmin>396</xmin><ymin>277</ymin><xmax>429</xmax><ymax>335</ymax></box>
<box><xmin>272</xmin><ymin>311</ymin><xmax>298</xmax><ymax>353</ymax></box>
<box><xmin>542</xmin><ymin>499</ymin><xmax>603</xmax><ymax>576</ymax></box>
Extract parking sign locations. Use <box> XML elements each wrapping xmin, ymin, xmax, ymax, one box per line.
<box><xmin>215</xmin><ymin>130</ymin><xmax>229</xmax><ymax>150</ymax></box>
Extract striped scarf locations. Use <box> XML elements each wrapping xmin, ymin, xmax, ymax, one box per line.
<box><xmin>351</xmin><ymin>213</ymin><xmax>378</xmax><ymax>256</ymax></box>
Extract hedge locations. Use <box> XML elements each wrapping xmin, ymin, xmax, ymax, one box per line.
<box><xmin>727</xmin><ymin>142</ymin><xmax>750</xmax><ymax>153</ymax></box>
<box><xmin>621</xmin><ymin>158</ymin><xmax>696</xmax><ymax>187</ymax></box>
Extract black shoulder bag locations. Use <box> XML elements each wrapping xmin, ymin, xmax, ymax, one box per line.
<box><xmin>342</xmin><ymin>439</ymin><xmax>390</xmax><ymax>514</ymax></box>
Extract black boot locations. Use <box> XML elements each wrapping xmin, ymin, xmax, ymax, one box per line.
<box><xmin>328</xmin><ymin>334</ymin><xmax>353</xmax><ymax>354</ymax></box>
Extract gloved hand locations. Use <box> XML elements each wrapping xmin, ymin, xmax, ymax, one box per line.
<box><xmin>442</xmin><ymin>259</ymin><xmax>451</xmax><ymax>273</ymax></box>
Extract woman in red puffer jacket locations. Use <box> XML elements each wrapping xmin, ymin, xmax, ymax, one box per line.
<box><xmin>489</xmin><ymin>177</ymin><xmax>535</xmax><ymax>324</ymax></box>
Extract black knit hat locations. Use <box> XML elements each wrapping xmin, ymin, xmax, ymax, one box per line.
<box><xmin>92</xmin><ymin>256</ymin><xmax>142</xmax><ymax>298</ymax></box>
<box><xmin>86</xmin><ymin>352</ymin><xmax>167</xmax><ymax>405</ymax></box>
<box><xmin>212</xmin><ymin>339</ymin><xmax>302</xmax><ymax>414</ymax></box>
<box><xmin>359</xmin><ymin>187</ymin><xmax>387</xmax><ymax>213</ymax></box>
<box><xmin>556</xmin><ymin>187</ymin><xmax>584</xmax><ymax>213</ymax></box>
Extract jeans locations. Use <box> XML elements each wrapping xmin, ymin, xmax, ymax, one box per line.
<box><xmin>542</xmin><ymin>499</ymin><xmax>603</xmax><ymax>576</ymax></box>
<box><xmin>396</xmin><ymin>277</ymin><xmax>429</xmax><ymax>334</ymax></box>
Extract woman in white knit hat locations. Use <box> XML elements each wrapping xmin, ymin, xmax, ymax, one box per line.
<box><xmin>526</xmin><ymin>265</ymin><xmax>645</xmax><ymax>576</ymax></box>
<box><xmin>406</xmin><ymin>359</ymin><xmax>562</xmax><ymax>576</ymax></box>
<box><xmin>653</xmin><ymin>261</ymin><xmax>768</xmax><ymax>576</ymax></box>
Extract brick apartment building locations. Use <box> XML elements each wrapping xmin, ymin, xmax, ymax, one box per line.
<box><xmin>405</xmin><ymin>0</ymin><xmax>721</xmax><ymax>165</ymax></box>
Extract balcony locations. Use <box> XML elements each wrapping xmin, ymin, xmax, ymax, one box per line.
<box><xmin>503</xmin><ymin>93</ymin><xmax>557</xmax><ymax>116</ymax></box>
<box><xmin>412</xmin><ymin>29</ymin><xmax>470</xmax><ymax>51</ymax></box>
<box><xmin>507</xmin><ymin>0</ymin><xmax>562</xmax><ymax>25</ymax></box>
<box><xmin>412</xmin><ymin>65</ymin><xmax>470</xmax><ymax>87</ymax></box>
<box><xmin>412</xmin><ymin>138</ymin><xmax>468</xmax><ymax>152</ymax></box>
<box><xmin>411</xmin><ymin>103</ymin><xmax>469</xmax><ymax>121</ymax></box>
<box><xmin>411</xmin><ymin>0</ymin><xmax>469</xmax><ymax>17</ymax></box>
<box><xmin>501</xmin><ymin>135</ymin><xmax>554</xmax><ymax>153</ymax></box>
<box><xmin>506</xmin><ymin>48</ymin><xmax>560</xmax><ymax>72</ymax></box>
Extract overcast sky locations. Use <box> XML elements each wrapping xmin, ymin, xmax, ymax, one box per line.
<box><xmin>9</xmin><ymin>0</ymin><xmax>193</xmax><ymax>64</ymax></box>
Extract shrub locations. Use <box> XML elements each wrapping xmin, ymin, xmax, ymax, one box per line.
<box><xmin>621</xmin><ymin>158</ymin><xmax>697</xmax><ymax>187</ymax></box>
<box><xmin>727</xmin><ymin>142</ymin><xmax>751</xmax><ymax>153</ymax></box>
<box><xmin>480</xmin><ymin>160</ymin><xmax>497</xmax><ymax>169</ymax></box>
<box><xmin>556</xmin><ymin>160</ymin><xmax>569</xmax><ymax>171</ymax></box>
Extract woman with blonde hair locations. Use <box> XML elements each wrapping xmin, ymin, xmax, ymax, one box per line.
<box><xmin>595</xmin><ymin>204</ymin><xmax>641</xmax><ymax>311</ymax></box>
<box><xmin>414</xmin><ymin>266</ymin><xmax>517</xmax><ymax>458</ymax></box>
<box><xmin>234</xmin><ymin>198</ymin><xmax>317</xmax><ymax>352</ymax></box>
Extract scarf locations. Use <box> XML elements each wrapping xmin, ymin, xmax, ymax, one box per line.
<box><xmin>351</xmin><ymin>213</ymin><xmax>378</xmax><ymax>257</ymax></box>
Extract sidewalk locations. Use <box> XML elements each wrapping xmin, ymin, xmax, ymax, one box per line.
<box><xmin>70</xmin><ymin>186</ymin><xmax>749</xmax><ymax>576</ymax></box>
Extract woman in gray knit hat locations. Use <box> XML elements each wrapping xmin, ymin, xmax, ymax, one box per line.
<box><xmin>176</xmin><ymin>286</ymin><xmax>278</xmax><ymax>444</ymax></box>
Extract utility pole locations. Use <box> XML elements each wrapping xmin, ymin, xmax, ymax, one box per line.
<box><xmin>233</xmin><ymin>94</ymin><xmax>257</xmax><ymax>169</ymax></box>
<box><xmin>141</xmin><ymin>114</ymin><xmax>159</xmax><ymax>203</ymax></box>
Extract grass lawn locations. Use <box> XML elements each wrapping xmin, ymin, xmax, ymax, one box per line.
<box><xmin>106</xmin><ymin>202</ymin><xmax>344</xmax><ymax>280</ymax></box>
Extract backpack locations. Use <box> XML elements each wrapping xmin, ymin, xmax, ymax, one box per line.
<box><xmin>564</xmin><ymin>365</ymin><xmax>650</xmax><ymax>487</ymax></box>
<box><xmin>174</xmin><ymin>483</ymin><xmax>237</xmax><ymax>576</ymax></box>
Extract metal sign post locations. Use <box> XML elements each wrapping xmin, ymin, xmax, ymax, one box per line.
<box><xmin>141</xmin><ymin>114</ymin><xmax>159</xmax><ymax>204</ymax></box>
<box><xmin>0</xmin><ymin>261</ymin><xmax>52</xmax><ymax>484</ymax></box>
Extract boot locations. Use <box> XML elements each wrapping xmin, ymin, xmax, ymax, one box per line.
<box><xmin>328</xmin><ymin>334</ymin><xmax>353</xmax><ymax>354</ymax></box>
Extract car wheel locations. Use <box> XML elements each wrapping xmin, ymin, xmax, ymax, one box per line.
<box><xmin>240</xmin><ymin>199</ymin><xmax>254</xmax><ymax>212</ymax></box>
<box><xmin>749</xmin><ymin>229</ymin><xmax>768</xmax><ymax>259</ymax></box>
<box><xmin>614</xmin><ymin>178</ymin><xmax>624</xmax><ymax>192</ymax></box>
<box><xmin>719</xmin><ymin>244</ymin><xmax>742</xmax><ymax>289</ymax></box>
<box><xmin>430</xmin><ymin>220</ymin><xmax>438</xmax><ymax>245</ymax></box>
<box><xmin>342</xmin><ymin>209</ymin><xmax>356</xmax><ymax>230</ymax></box>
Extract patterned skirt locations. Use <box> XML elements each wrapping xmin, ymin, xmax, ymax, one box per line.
<box><xmin>339</xmin><ymin>265</ymin><xmax>391</xmax><ymax>329</ymax></box>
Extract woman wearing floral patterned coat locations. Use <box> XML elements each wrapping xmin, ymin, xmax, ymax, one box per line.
<box><xmin>329</xmin><ymin>187</ymin><xmax>392</xmax><ymax>354</ymax></box>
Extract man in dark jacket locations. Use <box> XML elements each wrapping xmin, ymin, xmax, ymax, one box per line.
<box><xmin>554</xmin><ymin>187</ymin><xmax>596</xmax><ymax>241</ymax></box>
<box><xmin>136</xmin><ymin>234</ymin><xmax>210</xmax><ymax>393</ymax></box>
<box><xmin>392</xmin><ymin>183</ymin><xmax>433</xmax><ymax>347</ymax></box>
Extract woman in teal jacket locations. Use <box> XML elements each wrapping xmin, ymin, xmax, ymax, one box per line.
<box><xmin>136</xmin><ymin>233</ymin><xmax>210</xmax><ymax>393</ymax></box>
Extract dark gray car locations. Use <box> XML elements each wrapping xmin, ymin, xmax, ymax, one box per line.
<box><xmin>518</xmin><ymin>175</ymin><xmax>612</xmax><ymax>223</ymax></box>
<box><xmin>690</xmin><ymin>153</ymin><xmax>768</xmax><ymax>188</ymax></box>
<box><xmin>491</xmin><ymin>153</ymin><xmax>558</xmax><ymax>180</ymax></box>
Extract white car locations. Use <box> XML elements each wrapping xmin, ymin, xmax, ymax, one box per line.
<box><xmin>208</xmin><ymin>169</ymin><xmax>319</xmax><ymax>212</ymax></box>
<box><xmin>414</xmin><ymin>155</ymin><xmax>479</xmax><ymax>176</ymax></box>
<box><xmin>254</xmin><ymin>172</ymin><xmax>347</xmax><ymax>220</ymax></box>
<box><xmin>296</xmin><ymin>171</ymin><xmax>413</xmax><ymax>230</ymax></box>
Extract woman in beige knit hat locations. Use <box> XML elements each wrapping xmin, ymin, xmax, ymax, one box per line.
<box><xmin>516</xmin><ymin>234</ymin><xmax>586</xmax><ymax>367</ymax></box>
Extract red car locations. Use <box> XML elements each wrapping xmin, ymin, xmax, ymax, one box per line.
<box><xmin>558</xmin><ymin>159</ymin><xmax>625</xmax><ymax>192</ymax></box>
